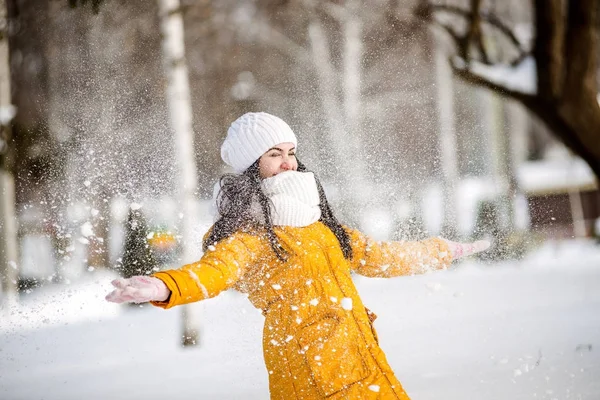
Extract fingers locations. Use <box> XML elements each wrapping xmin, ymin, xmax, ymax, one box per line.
<box><xmin>107</xmin><ymin>278</ymin><xmax>130</xmax><ymax>303</ymax></box>
<box><xmin>107</xmin><ymin>279</ymin><xmax>137</xmax><ymax>303</ymax></box>
<box><xmin>111</xmin><ymin>278</ymin><xmax>130</xmax><ymax>289</ymax></box>
<box><xmin>106</xmin><ymin>290</ymin><xmax>140</xmax><ymax>303</ymax></box>
<box><xmin>457</xmin><ymin>240</ymin><xmax>491</xmax><ymax>258</ymax></box>
<box><xmin>105</xmin><ymin>289</ymin><xmax>125</xmax><ymax>303</ymax></box>
<box><xmin>441</xmin><ymin>237</ymin><xmax>491</xmax><ymax>260</ymax></box>
<box><xmin>106</xmin><ymin>284</ymin><xmax>151</xmax><ymax>304</ymax></box>
<box><xmin>106</xmin><ymin>275</ymin><xmax>161</xmax><ymax>303</ymax></box>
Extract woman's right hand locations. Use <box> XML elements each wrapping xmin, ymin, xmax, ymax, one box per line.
<box><xmin>105</xmin><ymin>276</ymin><xmax>170</xmax><ymax>304</ymax></box>
<box><xmin>441</xmin><ymin>238</ymin><xmax>491</xmax><ymax>260</ymax></box>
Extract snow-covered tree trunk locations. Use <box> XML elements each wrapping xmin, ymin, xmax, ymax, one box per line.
<box><xmin>87</xmin><ymin>187</ymin><xmax>111</xmax><ymax>271</ymax></box>
<box><xmin>0</xmin><ymin>0</ymin><xmax>18</xmax><ymax>306</ymax></box>
<box><xmin>307</xmin><ymin>21</ymin><xmax>347</xmax><ymax>163</ymax></box>
<box><xmin>85</xmin><ymin>14</ymin><xmax>117</xmax><ymax>272</ymax></box>
<box><xmin>44</xmin><ymin>0</ymin><xmax>73</xmax><ymax>280</ymax></box>
<box><xmin>157</xmin><ymin>0</ymin><xmax>201</xmax><ymax>347</ymax></box>
<box><xmin>342</xmin><ymin>1</ymin><xmax>362</xmax><ymax>134</ymax></box>
<box><xmin>431</xmin><ymin>28</ymin><xmax>459</xmax><ymax>236</ymax></box>
<box><xmin>568</xmin><ymin>181</ymin><xmax>587</xmax><ymax>237</ymax></box>
<box><xmin>506</xmin><ymin>99</ymin><xmax>530</xmax><ymax>231</ymax></box>
<box><xmin>0</xmin><ymin>171</ymin><xmax>18</xmax><ymax>305</ymax></box>
<box><xmin>340</xmin><ymin>1</ymin><xmax>370</xmax><ymax>209</ymax></box>
<box><xmin>481</xmin><ymin>90</ymin><xmax>514</xmax><ymax>232</ymax></box>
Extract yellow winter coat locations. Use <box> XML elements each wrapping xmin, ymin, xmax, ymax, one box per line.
<box><xmin>151</xmin><ymin>221</ymin><xmax>452</xmax><ymax>399</ymax></box>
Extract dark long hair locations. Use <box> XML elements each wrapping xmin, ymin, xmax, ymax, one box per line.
<box><xmin>202</xmin><ymin>160</ymin><xmax>353</xmax><ymax>261</ymax></box>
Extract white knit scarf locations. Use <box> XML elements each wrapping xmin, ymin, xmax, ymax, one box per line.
<box><xmin>260</xmin><ymin>171</ymin><xmax>321</xmax><ymax>227</ymax></box>
<box><xmin>211</xmin><ymin>171</ymin><xmax>322</xmax><ymax>227</ymax></box>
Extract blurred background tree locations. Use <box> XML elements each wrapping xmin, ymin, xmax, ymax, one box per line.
<box><xmin>0</xmin><ymin>0</ymin><xmax>18</xmax><ymax>304</ymax></box>
<box><xmin>422</xmin><ymin>0</ymin><xmax>600</xmax><ymax>180</ymax></box>
<box><xmin>120</xmin><ymin>206</ymin><xmax>158</xmax><ymax>278</ymax></box>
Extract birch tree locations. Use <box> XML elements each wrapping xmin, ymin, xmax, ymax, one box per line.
<box><xmin>0</xmin><ymin>0</ymin><xmax>18</xmax><ymax>305</ymax></box>
<box><xmin>431</xmin><ymin>27</ymin><xmax>459</xmax><ymax>236</ymax></box>
<box><xmin>157</xmin><ymin>0</ymin><xmax>201</xmax><ymax>347</ymax></box>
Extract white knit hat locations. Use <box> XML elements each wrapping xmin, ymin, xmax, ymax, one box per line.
<box><xmin>221</xmin><ymin>112</ymin><xmax>297</xmax><ymax>173</ymax></box>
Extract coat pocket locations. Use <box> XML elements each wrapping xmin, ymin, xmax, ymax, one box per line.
<box><xmin>297</xmin><ymin>311</ymin><xmax>371</xmax><ymax>397</ymax></box>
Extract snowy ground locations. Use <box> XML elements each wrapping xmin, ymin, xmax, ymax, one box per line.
<box><xmin>1</xmin><ymin>239</ymin><xmax>600</xmax><ymax>400</ymax></box>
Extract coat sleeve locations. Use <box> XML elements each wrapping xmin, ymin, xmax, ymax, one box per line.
<box><xmin>345</xmin><ymin>227</ymin><xmax>453</xmax><ymax>278</ymax></box>
<box><xmin>150</xmin><ymin>231</ymin><xmax>265</xmax><ymax>309</ymax></box>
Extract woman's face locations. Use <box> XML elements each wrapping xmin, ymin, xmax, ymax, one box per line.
<box><xmin>258</xmin><ymin>142</ymin><xmax>298</xmax><ymax>178</ymax></box>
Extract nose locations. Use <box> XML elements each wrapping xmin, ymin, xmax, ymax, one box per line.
<box><xmin>281</xmin><ymin>160</ymin><xmax>292</xmax><ymax>171</ymax></box>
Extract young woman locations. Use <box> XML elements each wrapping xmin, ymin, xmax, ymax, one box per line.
<box><xmin>106</xmin><ymin>112</ymin><xmax>489</xmax><ymax>399</ymax></box>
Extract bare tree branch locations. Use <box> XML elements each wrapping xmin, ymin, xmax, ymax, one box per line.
<box><xmin>428</xmin><ymin>3</ymin><xmax>528</xmax><ymax>62</ymax></box>
<box><xmin>435</xmin><ymin>22</ymin><xmax>463</xmax><ymax>51</ymax></box>
<box><xmin>450</xmin><ymin>63</ymin><xmax>536</xmax><ymax>105</ymax></box>
<box><xmin>465</xmin><ymin>0</ymin><xmax>490</xmax><ymax>63</ymax></box>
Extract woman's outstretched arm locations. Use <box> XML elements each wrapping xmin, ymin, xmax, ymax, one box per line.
<box><xmin>106</xmin><ymin>230</ymin><xmax>266</xmax><ymax>308</ymax></box>
<box><xmin>345</xmin><ymin>227</ymin><xmax>489</xmax><ymax>278</ymax></box>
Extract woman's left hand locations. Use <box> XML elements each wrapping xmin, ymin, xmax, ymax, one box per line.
<box><xmin>105</xmin><ymin>276</ymin><xmax>170</xmax><ymax>304</ymax></box>
<box><xmin>441</xmin><ymin>238</ymin><xmax>491</xmax><ymax>260</ymax></box>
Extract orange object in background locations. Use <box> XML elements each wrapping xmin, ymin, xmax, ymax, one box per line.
<box><xmin>147</xmin><ymin>231</ymin><xmax>178</xmax><ymax>255</ymax></box>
